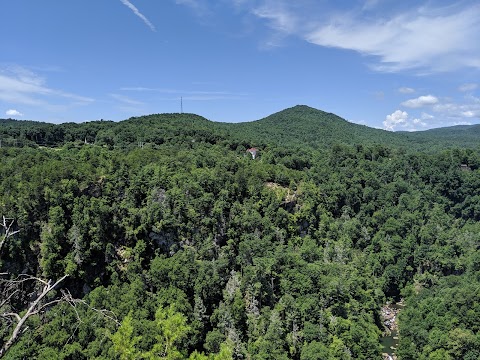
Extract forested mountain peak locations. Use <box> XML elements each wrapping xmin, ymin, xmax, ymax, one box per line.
<box><xmin>249</xmin><ymin>105</ymin><xmax>347</xmax><ymax>125</ymax></box>
<box><xmin>228</xmin><ymin>105</ymin><xmax>400</xmax><ymax>149</ymax></box>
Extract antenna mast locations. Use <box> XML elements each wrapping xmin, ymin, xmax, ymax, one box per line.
<box><xmin>181</xmin><ymin>97</ymin><xmax>183</xmax><ymax>114</ymax></box>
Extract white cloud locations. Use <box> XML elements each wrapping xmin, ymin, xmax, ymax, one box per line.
<box><xmin>430</xmin><ymin>95</ymin><xmax>480</xmax><ymax>122</ymax></box>
<box><xmin>383</xmin><ymin>110</ymin><xmax>408</xmax><ymax>131</ymax></box>
<box><xmin>119</xmin><ymin>0</ymin><xmax>156</xmax><ymax>32</ymax></box>
<box><xmin>459</xmin><ymin>83</ymin><xmax>478</xmax><ymax>92</ymax></box>
<box><xmin>383</xmin><ymin>109</ymin><xmax>433</xmax><ymax>131</ymax></box>
<box><xmin>401</xmin><ymin>95</ymin><xmax>438</xmax><ymax>108</ymax></box>
<box><xmin>5</xmin><ymin>109</ymin><xmax>23</xmax><ymax>117</ymax></box>
<box><xmin>462</xmin><ymin>111</ymin><xmax>476</xmax><ymax>118</ymax></box>
<box><xmin>398</xmin><ymin>87</ymin><xmax>415</xmax><ymax>94</ymax></box>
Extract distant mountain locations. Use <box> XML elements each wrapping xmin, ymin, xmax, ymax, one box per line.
<box><xmin>226</xmin><ymin>105</ymin><xmax>480</xmax><ymax>151</ymax></box>
<box><xmin>1</xmin><ymin>105</ymin><xmax>479</xmax><ymax>151</ymax></box>
<box><xmin>225</xmin><ymin>105</ymin><xmax>401</xmax><ymax>149</ymax></box>
<box><xmin>402</xmin><ymin>124</ymin><xmax>480</xmax><ymax>150</ymax></box>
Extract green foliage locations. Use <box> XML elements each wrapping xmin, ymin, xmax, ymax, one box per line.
<box><xmin>2</xmin><ymin>109</ymin><xmax>480</xmax><ymax>359</ymax></box>
<box><xmin>146</xmin><ymin>305</ymin><xmax>191</xmax><ymax>359</ymax></box>
<box><xmin>111</xmin><ymin>313</ymin><xmax>142</xmax><ymax>360</ymax></box>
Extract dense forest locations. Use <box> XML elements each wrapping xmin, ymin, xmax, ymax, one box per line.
<box><xmin>1</xmin><ymin>106</ymin><xmax>480</xmax><ymax>359</ymax></box>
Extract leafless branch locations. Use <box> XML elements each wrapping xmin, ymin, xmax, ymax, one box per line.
<box><xmin>3</xmin><ymin>273</ymin><xmax>49</xmax><ymax>286</ymax></box>
<box><xmin>61</xmin><ymin>290</ymin><xmax>120</xmax><ymax>326</ymax></box>
<box><xmin>0</xmin><ymin>216</ymin><xmax>20</xmax><ymax>254</ymax></box>
<box><xmin>0</xmin><ymin>274</ymin><xmax>68</xmax><ymax>358</ymax></box>
<box><xmin>0</xmin><ymin>289</ymin><xmax>19</xmax><ymax>309</ymax></box>
<box><xmin>0</xmin><ymin>313</ymin><xmax>21</xmax><ymax>323</ymax></box>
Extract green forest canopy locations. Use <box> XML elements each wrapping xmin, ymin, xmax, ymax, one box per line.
<box><xmin>1</xmin><ymin>106</ymin><xmax>480</xmax><ymax>359</ymax></box>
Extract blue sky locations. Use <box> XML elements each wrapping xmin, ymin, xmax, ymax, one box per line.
<box><xmin>1</xmin><ymin>0</ymin><xmax>479</xmax><ymax>131</ymax></box>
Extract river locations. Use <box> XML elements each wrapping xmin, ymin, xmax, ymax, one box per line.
<box><xmin>380</xmin><ymin>302</ymin><xmax>403</xmax><ymax>360</ymax></box>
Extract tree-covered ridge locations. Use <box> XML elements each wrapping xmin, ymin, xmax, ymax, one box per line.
<box><xmin>0</xmin><ymin>118</ymin><xmax>114</xmax><ymax>147</ymax></box>
<box><xmin>1</xmin><ymin>105</ymin><xmax>480</xmax><ymax>151</ymax></box>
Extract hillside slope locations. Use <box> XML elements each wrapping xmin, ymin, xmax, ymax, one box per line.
<box><xmin>403</xmin><ymin>124</ymin><xmax>480</xmax><ymax>149</ymax></box>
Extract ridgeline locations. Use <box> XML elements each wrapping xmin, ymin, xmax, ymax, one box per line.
<box><xmin>1</xmin><ymin>105</ymin><xmax>479</xmax><ymax>151</ymax></box>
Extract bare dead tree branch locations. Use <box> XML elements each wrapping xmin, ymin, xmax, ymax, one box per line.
<box><xmin>62</xmin><ymin>293</ymin><xmax>120</xmax><ymax>326</ymax></box>
<box><xmin>0</xmin><ymin>216</ymin><xmax>19</xmax><ymax>254</ymax></box>
<box><xmin>0</xmin><ymin>313</ymin><xmax>21</xmax><ymax>323</ymax></box>
<box><xmin>0</xmin><ymin>289</ymin><xmax>18</xmax><ymax>309</ymax></box>
<box><xmin>0</xmin><ymin>275</ymin><xmax>120</xmax><ymax>358</ymax></box>
<box><xmin>0</xmin><ymin>275</ymin><xmax>68</xmax><ymax>357</ymax></box>
<box><xmin>3</xmin><ymin>273</ymin><xmax>49</xmax><ymax>286</ymax></box>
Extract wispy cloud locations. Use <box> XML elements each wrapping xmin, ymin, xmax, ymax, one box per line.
<box><xmin>459</xmin><ymin>83</ymin><xmax>478</xmax><ymax>92</ymax></box>
<box><xmin>252</xmin><ymin>3</ymin><xmax>297</xmax><ymax>34</ymax></box>
<box><xmin>119</xmin><ymin>0</ymin><xmax>156</xmax><ymax>32</ymax></box>
<box><xmin>167</xmin><ymin>1</ymin><xmax>480</xmax><ymax>72</ymax></box>
<box><xmin>398</xmin><ymin>87</ymin><xmax>415</xmax><ymax>94</ymax></box>
<box><xmin>110</xmin><ymin>93</ymin><xmax>144</xmax><ymax>106</ymax></box>
<box><xmin>109</xmin><ymin>93</ymin><xmax>148</xmax><ymax>115</ymax></box>
<box><xmin>307</xmin><ymin>4</ymin><xmax>480</xmax><ymax>72</ymax></box>
<box><xmin>174</xmin><ymin>0</ymin><xmax>211</xmax><ymax>18</ymax></box>
<box><xmin>121</xmin><ymin>86</ymin><xmax>247</xmax><ymax>102</ymax></box>
<box><xmin>181</xmin><ymin>94</ymin><xmax>243</xmax><ymax>101</ymax></box>
<box><xmin>362</xmin><ymin>0</ymin><xmax>381</xmax><ymax>11</ymax></box>
<box><xmin>241</xmin><ymin>1</ymin><xmax>480</xmax><ymax>73</ymax></box>
<box><xmin>0</xmin><ymin>65</ymin><xmax>94</xmax><ymax>110</ymax></box>
<box><xmin>249</xmin><ymin>2</ymin><xmax>299</xmax><ymax>47</ymax></box>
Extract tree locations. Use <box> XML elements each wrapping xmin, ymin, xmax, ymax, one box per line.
<box><xmin>0</xmin><ymin>216</ymin><xmax>19</xmax><ymax>254</ymax></box>
<box><xmin>0</xmin><ymin>275</ymin><xmax>68</xmax><ymax>357</ymax></box>
<box><xmin>147</xmin><ymin>305</ymin><xmax>191</xmax><ymax>360</ymax></box>
<box><xmin>110</xmin><ymin>312</ymin><xmax>142</xmax><ymax>360</ymax></box>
